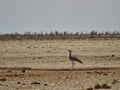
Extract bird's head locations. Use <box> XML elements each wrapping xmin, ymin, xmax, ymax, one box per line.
<box><xmin>68</xmin><ymin>50</ymin><xmax>72</xmax><ymax>52</ymax></box>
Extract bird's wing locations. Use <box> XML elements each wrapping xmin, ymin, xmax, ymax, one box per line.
<box><xmin>72</xmin><ymin>56</ymin><xmax>83</xmax><ymax>64</ymax></box>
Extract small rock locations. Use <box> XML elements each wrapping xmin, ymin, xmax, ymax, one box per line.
<box><xmin>44</xmin><ymin>83</ymin><xmax>48</xmax><ymax>86</ymax></box>
<box><xmin>101</xmin><ymin>83</ymin><xmax>111</xmax><ymax>89</ymax></box>
<box><xmin>86</xmin><ymin>72</ymin><xmax>90</xmax><ymax>73</ymax></box>
<box><xmin>94</xmin><ymin>84</ymin><xmax>101</xmax><ymax>89</ymax></box>
<box><xmin>86</xmin><ymin>87</ymin><xmax>93</xmax><ymax>90</ymax></box>
<box><xmin>21</xmin><ymin>69</ymin><xmax>26</xmax><ymax>73</ymax></box>
<box><xmin>17</xmin><ymin>82</ymin><xmax>21</xmax><ymax>84</ymax></box>
<box><xmin>111</xmin><ymin>55</ymin><xmax>115</xmax><ymax>57</ymax></box>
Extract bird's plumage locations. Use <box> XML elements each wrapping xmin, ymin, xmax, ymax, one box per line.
<box><xmin>68</xmin><ymin>50</ymin><xmax>83</xmax><ymax>64</ymax></box>
<box><xmin>69</xmin><ymin>56</ymin><xmax>83</xmax><ymax>64</ymax></box>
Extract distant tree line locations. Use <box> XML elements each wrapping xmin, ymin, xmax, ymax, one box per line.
<box><xmin>0</xmin><ymin>30</ymin><xmax>120</xmax><ymax>40</ymax></box>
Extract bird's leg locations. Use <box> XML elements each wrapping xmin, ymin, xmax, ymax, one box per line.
<box><xmin>72</xmin><ymin>61</ymin><xmax>75</xmax><ymax>70</ymax></box>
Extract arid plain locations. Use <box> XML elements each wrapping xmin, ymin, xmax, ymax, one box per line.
<box><xmin>0</xmin><ymin>39</ymin><xmax>120</xmax><ymax>90</ymax></box>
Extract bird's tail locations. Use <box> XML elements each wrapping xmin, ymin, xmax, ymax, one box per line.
<box><xmin>76</xmin><ymin>59</ymin><xmax>83</xmax><ymax>64</ymax></box>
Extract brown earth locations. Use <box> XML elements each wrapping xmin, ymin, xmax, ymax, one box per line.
<box><xmin>0</xmin><ymin>39</ymin><xmax>120</xmax><ymax>90</ymax></box>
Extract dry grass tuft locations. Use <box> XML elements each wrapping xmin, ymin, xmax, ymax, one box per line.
<box><xmin>31</xmin><ymin>81</ymin><xmax>41</xmax><ymax>85</ymax></box>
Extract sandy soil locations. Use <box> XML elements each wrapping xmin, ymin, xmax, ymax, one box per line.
<box><xmin>0</xmin><ymin>39</ymin><xmax>120</xmax><ymax>90</ymax></box>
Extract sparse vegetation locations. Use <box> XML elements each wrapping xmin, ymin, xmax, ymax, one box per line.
<box><xmin>112</xmin><ymin>79</ymin><xmax>118</xmax><ymax>84</ymax></box>
<box><xmin>0</xmin><ymin>31</ymin><xmax>120</xmax><ymax>40</ymax></box>
<box><xmin>31</xmin><ymin>81</ymin><xmax>41</xmax><ymax>85</ymax></box>
<box><xmin>7</xmin><ymin>70</ymin><xmax>12</xmax><ymax>73</ymax></box>
<box><xmin>0</xmin><ymin>78</ymin><xmax>7</xmax><ymax>82</ymax></box>
<box><xmin>44</xmin><ymin>83</ymin><xmax>48</xmax><ymax>86</ymax></box>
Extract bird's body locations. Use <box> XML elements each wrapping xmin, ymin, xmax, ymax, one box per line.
<box><xmin>68</xmin><ymin>50</ymin><xmax>82</xmax><ymax>68</ymax></box>
<box><xmin>69</xmin><ymin>56</ymin><xmax>83</xmax><ymax>64</ymax></box>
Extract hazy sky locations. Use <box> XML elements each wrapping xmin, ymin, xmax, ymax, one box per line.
<box><xmin>0</xmin><ymin>0</ymin><xmax>120</xmax><ymax>34</ymax></box>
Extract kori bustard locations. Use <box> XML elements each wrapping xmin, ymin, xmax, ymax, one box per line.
<box><xmin>68</xmin><ymin>50</ymin><xmax>82</xmax><ymax>69</ymax></box>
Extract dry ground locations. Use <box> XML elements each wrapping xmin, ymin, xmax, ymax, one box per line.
<box><xmin>0</xmin><ymin>39</ymin><xmax>120</xmax><ymax>90</ymax></box>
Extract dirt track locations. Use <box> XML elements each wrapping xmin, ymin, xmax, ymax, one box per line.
<box><xmin>0</xmin><ymin>39</ymin><xmax>120</xmax><ymax>90</ymax></box>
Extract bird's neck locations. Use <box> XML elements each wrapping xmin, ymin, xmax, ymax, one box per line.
<box><xmin>69</xmin><ymin>52</ymin><xmax>71</xmax><ymax>58</ymax></box>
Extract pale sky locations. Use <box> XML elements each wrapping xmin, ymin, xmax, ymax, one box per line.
<box><xmin>0</xmin><ymin>0</ymin><xmax>120</xmax><ymax>34</ymax></box>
